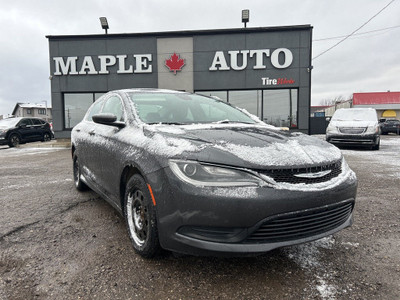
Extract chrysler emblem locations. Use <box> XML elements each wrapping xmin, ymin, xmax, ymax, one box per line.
<box><xmin>294</xmin><ymin>170</ymin><xmax>332</xmax><ymax>179</ymax></box>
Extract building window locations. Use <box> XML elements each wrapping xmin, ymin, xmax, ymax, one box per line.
<box><xmin>228</xmin><ymin>90</ymin><xmax>261</xmax><ymax>117</ymax></box>
<box><xmin>38</xmin><ymin>109</ymin><xmax>46</xmax><ymax>115</ymax></box>
<box><xmin>196</xmin><ymin>89</ymin><xmax>298</xmax><ymax>129</ymax></box>
<box><xmin>26</xmin><ymin>109</ymin><xmax>32</xmax><ymax>115</ymax></box>
<box><xmin>64</xmin><ymin>94</ymin><xmax>95</xmax><ymax>129</ymax></box>
<box><xmin>196</xmin><ymin>91</ymin><xmax>228</xmax><ymax>102</ymax></box>
<box><xmin>263</xmin><ymin>89</ymin><xmax>298</xmax><ymax>128</ymax></box>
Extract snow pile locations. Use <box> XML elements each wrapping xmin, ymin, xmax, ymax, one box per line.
<box><xmin>285</xmin><ymin>236</ymin><xmax>338</xmax><ymax>299</ymax></box>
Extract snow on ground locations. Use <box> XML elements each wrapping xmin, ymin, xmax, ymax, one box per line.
<box><xmin>284</xmin><ymin>236</ymin><xmax>339</xmax><ymax>299</ymax></box>
<box><xmin>0</xmin><ymin>147</ymin><xmax>65</xmax><ymax>157</ymax></box>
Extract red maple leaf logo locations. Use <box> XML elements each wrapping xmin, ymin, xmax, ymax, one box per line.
<box><xmin>165</xmin><ymin>53</ymin><xmax>185</xmax><ymax>75</ymax></box>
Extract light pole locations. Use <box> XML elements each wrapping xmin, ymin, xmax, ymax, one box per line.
<box><xmin>242</xmin><ymin>10</ymin><xmax>249</xmax><ymax>28</ymax></box>
<box><xmin>41</xmin><ymin>100</ymin><xmax>48</xmax><ymax>122</ymax></box>
<box><xmin>99</xmin><ymin>17</ymin><xmax>109</xmax><ymax>34</ymax></box>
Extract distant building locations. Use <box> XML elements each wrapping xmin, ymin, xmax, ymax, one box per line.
<box><xmin>311</xmin><ymin>100</ymin><xmax>352</xmax><ymax>117</ymax></box>
<box><xmin>12</xmin><ymin>103</ymin><xmax>52</xmax><ymax>122</ymax></box>
<box><xmin>353</xmin><ymin>92</ymin><xmax>400</xmax><ymax>120</ymax></box>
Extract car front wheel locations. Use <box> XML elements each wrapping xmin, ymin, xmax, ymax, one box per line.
<box><xmin>73</xmin><ymin>155</ymin><xmax>88</xmax><ymax>191</ymax></box>
<box><xmin>8</xmin><ymin>134</ymin><xmax>20</xmax><ymax>147</ymax></box>
<box><xmin>124</xmin><ymin>175</ymin><xmax>160</xmax><ymax>258</ymax></box>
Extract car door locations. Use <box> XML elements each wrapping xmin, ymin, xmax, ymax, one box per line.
<box><xmin>17</xmin><ymin>118</ymin><xmax>35</xmax><ymax>141</ymax></box>
<box><xmin>95</xmin><ymin>94</ymin><xmax>127</xmax><ymax>203</ymax></box>
<box><xmin>31</xmin><ymin>119</ymin><xmax>44</xmax><ymax>141</ymax></box>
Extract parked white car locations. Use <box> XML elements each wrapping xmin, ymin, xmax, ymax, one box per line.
<box><xmin>326</xmin><ymin>108</ymin><xmax>380</xmax><ymax>150</ymax></box>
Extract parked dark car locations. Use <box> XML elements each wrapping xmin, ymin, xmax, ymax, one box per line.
<box><xmin>72</xmin><ymin>89</ymin><xmax>357</xmax><ymax>257</ymax></box>
<box><xmin>380</xmin><ymin>119</ymin><xmax>400</xmax><ymax>135</ymax></box>
<box><xmin>0</xmin><ymin>117</ymin><xmax>53</xmax><ymax>147</ymax></box>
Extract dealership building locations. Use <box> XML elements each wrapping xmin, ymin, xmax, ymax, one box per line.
<box><xmin>47</xmin><ymin>25</ymin><xmax>313</xmax><ymax>138</ymax></box>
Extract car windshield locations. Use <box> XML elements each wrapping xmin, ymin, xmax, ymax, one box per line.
<box><xmin>332</xmin><ymin>109</ymin><xmax>377</xmax><ymax>122</ymax></box>
<box><xmin>128</xmin><ymin>92</ymin><xmax>256</xmax><ymax>125</ymax></box>
<box><xmin>0</xmin><ymin>118</ymin><xmax>20</xmax><ymax>128</ymax></box>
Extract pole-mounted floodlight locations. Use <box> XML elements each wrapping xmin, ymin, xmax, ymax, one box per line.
<box><xmin>99</xmin><ymin>17</ymin><xmax>109</xmax><ymax>34</ymax></box>
<box><xmin>242</xmin><ymin>9</ymin><xmax>249</xmax><ymax>28</ymax></box>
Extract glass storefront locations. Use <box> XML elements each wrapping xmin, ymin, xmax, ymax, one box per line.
<box><xmin>263</xmin><ymin>89</ymin><xmax>298</xmax><ymax>128</ymax></box>
<box><xmin>64</xmin><ymin>93</ymin><xmax>105</xmax><ymax>129</ymax></box>
<box><xmin>64</xmin><ymin>89</ymin><xmax>298</xmax><ymax>130</ymax></box>
<box><xmin>196</xmin><ymin>89</ymin><xmax>298</xmax><ymax>128</ymax></box>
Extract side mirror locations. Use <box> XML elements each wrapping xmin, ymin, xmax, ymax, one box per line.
<box><xmin>325</xmin><ymin>117</ymin><xmax>331</xmax><ymax>122</ymax></box>
<box><xmin>19</xmin><ymin>124</ymin><xmax>27</xmax><ymax>128</ymax></box>
<box><xmin>92</xmin><ymin>113</ymin><xmax>125</xmax><ymax>128</ymax></box>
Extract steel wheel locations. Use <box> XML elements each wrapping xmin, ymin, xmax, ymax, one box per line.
<box><xmin>127</xmin><ymin>190</ymin><xmax>149</xmax><ymax>246</ymax></box>
<box><xmin>124</xmin><ymin>174</ymin><xmax>160</xmax><ymax>257</ymax></box>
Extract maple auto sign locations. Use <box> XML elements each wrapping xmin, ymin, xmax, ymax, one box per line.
<box><xmin>51</xmin><ymin>48</ymin><xmax>293</xmax><ymax>76</ymax></box>
<box><xmin>209</xmin><ymin>48</ymin><xmax>293</xmax><ymax>71</ymax></box>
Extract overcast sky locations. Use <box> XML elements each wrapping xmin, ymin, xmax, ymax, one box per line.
<box><xmin>0</xmin><ymin>0</ymin><xmax>399</xmax><ymax>117</ymax></box>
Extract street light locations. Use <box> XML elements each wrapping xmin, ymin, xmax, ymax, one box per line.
<box><xmin>242</xmin><ymin>9</ymin><xmax>249</xmax><ymax>28</ymax></box>
<box><xmin>99</xmin><ymin>17</ymin><xmax>109</xmax><ymax>34</ymax></box>
<box><xmin>41</xmin><ymin>100</ymin><xmax>48</xmax><ymax>122</ymax></box>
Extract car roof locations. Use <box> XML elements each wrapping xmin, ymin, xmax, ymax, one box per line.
<box><xmin>114</xmin><ymin>88</ymin><xmax>187</xmax><ymax>95</ymax></box>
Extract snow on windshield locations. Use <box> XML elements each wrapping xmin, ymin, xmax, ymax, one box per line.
<box><xmin>127</xmin><ymin>92</ymin><xmax>257</xmax><ymax>125</ymax></box>
<box><xmin>332</xmin><ymin>109</ymin><xmax>377</xmax><ymax>122</ymax></box>
<box><xmin>0</xmin><ymin>118</ymin><xmax>20</xmax><ymax>128</ymax></box>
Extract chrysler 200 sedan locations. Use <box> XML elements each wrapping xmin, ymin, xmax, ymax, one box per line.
<box><xmin>71</xmin><ymin>89</ymin><xmax>357</xmax><ymax>257</ymax></box>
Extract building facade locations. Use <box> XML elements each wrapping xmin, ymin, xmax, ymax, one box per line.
<box><xmin>12</xmin><ymin>103</ymin><xmax>52</xmax><ymax>122</ymax></box>
<box><xmin>353</xmin><ymin>92</ymin><xmax>400</xmax><ymax>120</ymax></box>
<box><xmin>47</xmin><ymin>26</ymin><xmax>313</xmax><ymax>138</ymax></box>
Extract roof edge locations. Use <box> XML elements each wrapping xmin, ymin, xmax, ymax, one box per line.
<box><xmin>46</xmin><ymin>25</ymin><xmax>312</xmax><ymax>40</ymax></box>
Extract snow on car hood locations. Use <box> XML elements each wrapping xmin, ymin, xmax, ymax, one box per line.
<box><xmin>143</xmin><ymin>123</ymin><xmax>342</xmax><ymax>169</ymax></box>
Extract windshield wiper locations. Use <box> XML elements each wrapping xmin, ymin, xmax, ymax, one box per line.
<box><xmin>212</xmin><ymin>120</ymin><xmax>253</xmax><ymax>124</ymax></box>
<box><xmin>147</xmin><ymin>122</ymin><xmax>186</xmax><ymax>125</ymax></box>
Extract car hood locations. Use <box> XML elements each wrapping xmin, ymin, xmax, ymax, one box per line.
<box><xmin>141</xmin><ymin>124</ymin><xmax>342</xmax><ymax>169</ymax></box>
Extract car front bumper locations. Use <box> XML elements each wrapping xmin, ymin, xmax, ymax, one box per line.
<box><xmin>0</xmin><ymin>136</ymin><xmax>8</xmax><ymax>145</ymax></box>
<box><xmin>146</xmin><ymin>166</ymin><xmax>358</xmax><ymax>256</ymax></box>
<box><xmin>326</xmin><ymin>133</ymin><xmax>379</xmax><ymax>146</ymax></box>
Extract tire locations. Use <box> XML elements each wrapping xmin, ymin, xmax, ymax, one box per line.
<box><xmin>124</xmin><ymin>174</ymin><xmax>160</xmax><ymax>258</ymax></box>
<box><xmin>43</xmin><ymin>132</ymin><xmax>51</xmax><ymax>142</ymax></box>
<box><xmin>73</xmin><ymin>155</ymin><xmax>88</xmax><ymax>191</ymax></box>
<box><xmin>372</xmin><ymin>140</ymin><xmax>380</xmax><ymax>151</ymax></box>
<box><xmin>8</xmin><ymin>134</ymin><xmax>20</xmax><ymax>147</ymax></box>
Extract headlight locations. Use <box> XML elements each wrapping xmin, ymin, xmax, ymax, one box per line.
<box><xmin>169</xmin><ymin>160</ymin><xmax>264</xmax><ymax>187</ymax></box>
<box><xmin>365</xmin><ymin>125</ymin><xmax>379</xmax><ymax>134</ymax></box>
<box><xmin>326</xmin><ymin>124</ymin><xmax>338</xmax><ymax>134</ymax></box>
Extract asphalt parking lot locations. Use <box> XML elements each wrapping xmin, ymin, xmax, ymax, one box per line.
<box><xmin>0</xmin><ymin>135</ymin><xmax>399</xmax><ymax>300</ymax></box>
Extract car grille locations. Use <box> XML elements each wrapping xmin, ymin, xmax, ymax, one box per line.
<box><xmin>259</xmin><ymin>161</ymin><xmax>342</xmax><ymax>184</ymax></box>
<box><xmin>339</xmin><ymin>127</ymin><xmax>366</xmax><ymax>134</ymax></box>
<box><xmin>245</xmin><ymin>200</ymin><xmax>354</xmax><ymax>243</ymax></box>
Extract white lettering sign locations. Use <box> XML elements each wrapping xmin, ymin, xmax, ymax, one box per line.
<box><xmin>209</xmin><ymin>48</ymin><xmax>293</xmax><ymax>71</ymax></box>
<box><xmin>52</xmin><ymin>54</ymin><xmax>154</xmax><ymax>76</ymax></box>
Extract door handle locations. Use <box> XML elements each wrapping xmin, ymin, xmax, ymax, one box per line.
<box><xmin>89</xmin><ymin>130</ymin><xmax>95</xmax><ymax>136</ymax></box>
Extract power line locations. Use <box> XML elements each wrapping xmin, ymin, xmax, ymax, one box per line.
<box><xmin>313</xmin><ymin>25</ymin><xmax>400</xmax><ymax>42</ymax></box>
<box><xmin>312</xmin><ymin>0</ymin><xmax>397</xmax><ymax>61</ymax></box>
